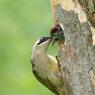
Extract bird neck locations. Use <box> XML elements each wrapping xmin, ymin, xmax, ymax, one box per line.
<box><xmin>37</xmin><ymin>49</ymin><xmax>47</xmax><ymax>56</ymax></box>
<box><xmin>32</xmin><ymin>48</ymin><xmax>47</xmax><ymax>59</ymax></box>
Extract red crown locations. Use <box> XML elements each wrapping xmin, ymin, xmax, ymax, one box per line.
<box><xmin>50</xmin><ymin>24</ymin><xmax>60</xmax><ymax>33</ymax></box>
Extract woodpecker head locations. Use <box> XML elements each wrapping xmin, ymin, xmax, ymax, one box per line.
<box><xmin>50</xmin><ymin>24</ymin><xmax>63</xmax><ymax>35</ymax></box>
<box><xmin>50</xmin><ymin>24</ymin><xmax>65</xmax><ymax>45</ymax></box>
<box><xmin>32</xmin><ymin>37</ymin><xmax>52</xmax><ymax>53</ymax></box>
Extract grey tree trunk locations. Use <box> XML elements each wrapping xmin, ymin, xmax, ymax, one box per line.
<box><xmin>50</xmin><ymin>0</ymin><xmax>95</xmax><ymax>95</ymax></box>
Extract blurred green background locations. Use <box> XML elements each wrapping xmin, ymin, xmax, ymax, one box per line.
<box><xmin>0</xmin><ymin>0</ymin><xmax>57</xmax><ymax>95</ymax></box>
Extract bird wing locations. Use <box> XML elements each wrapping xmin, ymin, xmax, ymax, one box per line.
<box><xmin>31</xmin><ymin>59</ymin><xmax>59</xmax><ymax>94</ymax></box>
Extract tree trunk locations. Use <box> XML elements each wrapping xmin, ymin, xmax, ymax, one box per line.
<box><xmin>50</xmin><ymin>0</ymin><xmax>95</xmax><ymax>95</ymax></box>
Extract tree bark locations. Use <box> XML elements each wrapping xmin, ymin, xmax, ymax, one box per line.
<box><xmin>50</xmin><ymin>0</ymin><xmax>95</xmax><ymax>95</ymax></box>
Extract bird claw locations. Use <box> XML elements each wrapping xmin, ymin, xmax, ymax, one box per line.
<box><xmin>56</xmin><ymin>55</ymin><xmax>61</xmax><ymax>71</ymax></box>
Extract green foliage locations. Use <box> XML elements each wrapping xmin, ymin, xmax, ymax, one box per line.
<box><xmin>0</xmin><ymin>0</ymin><xmax>56</xmax><ymax>95</ymax></box>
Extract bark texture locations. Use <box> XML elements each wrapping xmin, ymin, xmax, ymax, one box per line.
<box><xmin>50</xmin><ymin>0</ymin><xmax>95</xmax><ymax>95</ymax></box>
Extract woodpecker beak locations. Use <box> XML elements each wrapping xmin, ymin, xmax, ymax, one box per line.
<box><xmin>37</xmin><ymin>36</ymin><xmax>52</xmax><ymax>45</ymax></box>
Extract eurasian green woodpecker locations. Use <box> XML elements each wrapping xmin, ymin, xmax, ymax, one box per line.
<box><xmin>31</xmin><ymin>37</ymin><xmax>64</xmax><ymax>95</ymax></box>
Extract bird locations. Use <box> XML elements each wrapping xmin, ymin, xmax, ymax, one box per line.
<box><xmin>50</xmin><ymin>24</ymin><xmax>65</xmax><ymax>46</ymax></box>
<box><xmin>31</xmin><ymin>36</ymin><xmax>64</xmax><ymax>95</ymax></box>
